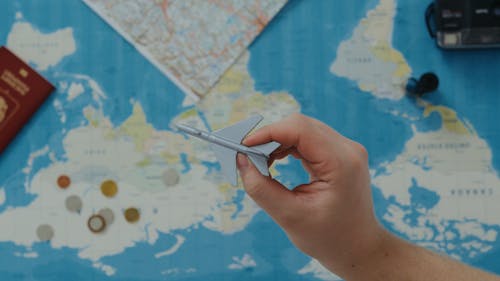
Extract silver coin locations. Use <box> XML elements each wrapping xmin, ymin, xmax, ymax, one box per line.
<box><xmin>98</xmin><ymin>208</ymin><xmax>114</xmax><ymax>225</ymax></box>
<box><xmin>65</xmin><ymin>195</ymin><xmax>83</xmax><ymax>213</ymax></box>
<box><xmin>36</xmin><ymin>224</ymin><xmax>54</xmax><ymax>241</ymax></box>
<box><xmin>162</xmin><ymin>169</ymin><xmax>180</xmax><ymax>187</ymax></box>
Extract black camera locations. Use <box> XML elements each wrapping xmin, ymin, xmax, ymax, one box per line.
<box><xmin>426</xmin><ymin>0</ymin><xmax>500</xmax><ymax>49</ymax></box>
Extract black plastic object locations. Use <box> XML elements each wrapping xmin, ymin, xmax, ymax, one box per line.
<box><xmin>406</xmin><ymin>72</ymin><xmax>440</xmax><ymax>96</ymax></box>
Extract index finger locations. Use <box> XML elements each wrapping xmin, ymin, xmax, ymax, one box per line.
<box><xmin>243</xmin><ymin>114</ymin><xmax>345</xmax><ymax>164</ymax></box>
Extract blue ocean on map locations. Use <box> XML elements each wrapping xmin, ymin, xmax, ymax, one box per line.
<box><xmin>1</xmin><ymin>0</ymin><xmax>500</xmax><ymax>280</ymax></box>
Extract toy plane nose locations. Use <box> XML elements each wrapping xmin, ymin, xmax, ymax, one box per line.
<box><xmin>176</xmin><ymin>124</ymin><xmax>201</xmax><ymax>136</ymax></box>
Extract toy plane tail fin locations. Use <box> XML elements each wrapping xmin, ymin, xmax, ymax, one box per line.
<box><xmin>247</xmin><ymin>153</ymin><xmax>270</xmax><ymax>176</ymax></box>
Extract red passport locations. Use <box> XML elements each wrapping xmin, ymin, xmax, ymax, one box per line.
<box><xmin>0</xmin><ymin>46</ymin><xmax>55</xmax><ymax>154</ymax></box>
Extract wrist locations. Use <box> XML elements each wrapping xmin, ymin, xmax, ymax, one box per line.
<box><xmin>318</xmin><ymin>224</ymin><xmax>397</xmax><ymax>279</ymax></box>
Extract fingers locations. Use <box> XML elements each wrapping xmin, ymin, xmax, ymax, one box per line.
<box><xmin>270</xmin><ymin>147</ymin><xmax>300</xmax><ymax>161</ymax></box>
<box><xmin>244</xmin><ymin>113</ymin><xmax>345</xmax><ymax>164</ymax></box>
<box><xmin>237</xmin><ymin>154</ymin><xmax>298</xmax><ymax>224</ymax></box>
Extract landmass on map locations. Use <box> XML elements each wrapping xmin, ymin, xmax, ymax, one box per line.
<box><xmin>373</xmin><ymin>101</ymin><xmax>500</xmax><ymax>260</ymax></box>
<box><xmin>331</xmin><ymin>0</ymin><xmax>411</xmax><ymax>100</ymax></box>
<box><xmin>83</xmin><ymin>0</ymin><xmax>288</xmax><ymax>99</ymax></box>
<box><xmin>0</xmin><ymin>16</ymin><xmax>300</xmax><ymax>276</ymax></box>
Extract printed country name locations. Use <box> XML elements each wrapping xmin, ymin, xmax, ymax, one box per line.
<box><xmin>450</xmin><ymin>187</ymin><xmax>494</xmax><ymax>197</ymax></box>
<box><xmin>417</xmin><ymin>142</ymin><xmax>471</xmax><ymax>151</ymax></box>
<box><xmin>14</xmin><ymin>42</ymin><xmax>61</xmax><ymax>48</ymax></box>
<box><xmin>83</xmin><ymin>148</ymin><xmax>107</xmax><ymax>155</ymax></box>
<box><xmin>346</xmin><ymin>57</ymin><xmax>373</xmax><ymax>63</ymax></box>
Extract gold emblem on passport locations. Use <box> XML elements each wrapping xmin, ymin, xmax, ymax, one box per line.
<box><xmin>19</xmin><ymin>68</ymin><xmax>29</xmax><ymax>78</ymax></box>
<box><xmin>0</xmin><ymin>69</ymin><xmax>30</xmax><ymax>96</ymax></box>
<box><xmin>0</xmin><ymin>96</ymin><xmax>7</xmax><ymax>124</ymax></box>
<box><xmin>0</xmin><ymin>88</ymin><xmax>20</xmax><ymax>130</ymax></box>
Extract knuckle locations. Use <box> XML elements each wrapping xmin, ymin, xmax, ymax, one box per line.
<box><xmin>345</xmin><ymin>141</ymin><xmax>368</xmax><ymax>170</ymax></box>
<box><xmin>354</xmin><ymin>142</ymin><xmax>369</xmax><ymax>161</ymax></box>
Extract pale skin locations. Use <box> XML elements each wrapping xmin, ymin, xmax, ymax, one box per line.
<box><xmin>236</xmin><ymin>113</ymin><xmax>500</xmax><ymax>281</ymax></box>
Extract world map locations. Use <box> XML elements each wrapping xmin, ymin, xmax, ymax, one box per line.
<box><xmin>1</xmin><ymin>0</ymin><xmax>500</xmax><ymax>280</ymax></box>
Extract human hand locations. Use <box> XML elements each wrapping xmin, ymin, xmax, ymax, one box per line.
<box><xmin>237</xmin><ymin>113</ymin><xmax>387</xmax><ymax>277</ymax></box>
<box><xmin>238</xmin><ymin>113</ymin><xmax>500</xmax><ymax>281</ymax></box>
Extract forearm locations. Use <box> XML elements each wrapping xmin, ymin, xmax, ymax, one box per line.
<box><xmin>322</xmin><ymin>231</ymin><xmax>500</xmax><ymax>281</ymax></box>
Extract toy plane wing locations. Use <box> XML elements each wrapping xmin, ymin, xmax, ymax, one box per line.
<box><xmin>212</xmin><ymin>115</ymin><xmax>263</xmax><ymax>143</ymax></box>
<box><xmin>211</xmin><ymin>115</ymin><xmax>279</xmax><ymax>186</ymax></box>
<box><xmin>176</xmin><ymin>115</ymin><xmax>280</xmax><ymax>186</ymax></box>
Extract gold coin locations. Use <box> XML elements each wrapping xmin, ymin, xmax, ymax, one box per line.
<box><xmin>100</xmin><ymin>180</ymin><xmax>118</xmax><ymax>198</ymax></box>
<box><xmin>124</xmin><ymin>207</ymin><xmax>140</xmax><ymax>223</ymax></box>
<box><xmin>57</xmin><ymin>175</ymin><xmax>71</xmax><ymax>189</ymax></box>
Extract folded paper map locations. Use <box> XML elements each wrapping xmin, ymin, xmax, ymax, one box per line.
<box><xmin>83</xmin><ymin>0</ymin><xmax>288</xmax><ymax>99</ymax></box>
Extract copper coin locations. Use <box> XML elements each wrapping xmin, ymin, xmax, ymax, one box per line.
<box><xmin>57</xmin><ymin>175</ymin><xmax>71</xmax><ymax>189</ymax></box>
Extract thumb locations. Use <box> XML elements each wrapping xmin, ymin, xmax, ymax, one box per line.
<box><xmin>237</xmin><ymin>153</ymin><xmax>297</xmax><ymax>223</ymax></box>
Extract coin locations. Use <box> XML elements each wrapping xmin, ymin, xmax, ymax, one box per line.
<box><xmin>87</xmin><ymin>214</ymin><xmax>106</xmax><ymax>233</ymax></box>
<box><xmin>124</xmin><ymin>207</ymin><xmax>140</xmax><ymax>223</ymax></box>
<box><xmin>162</xmin><ymin>169</ymin><xmax>180</xmax><ymax>187</ymax></box>
<box><xmin>100</xmin><ymin>180</ymin><xmax>118</xmax><ymax>198</ymax></box>
<box><xmin>65</xmin><ymin>195</ymin><xmax>83</xmax><ymax>213</ymax></box>
<box><xmin>36</xmin><ymin>224</ymin><xmax>54</xmax><ymax>241</ymax></box>
<box><xmin>98</xmin><ymin>208</ymin><xmax>114</xmax><ymax>225</ymax></box>
<box><xmin>57</xmin><ymin>175</ymin><xmax>71</xmax><ymax>189</ymax></box>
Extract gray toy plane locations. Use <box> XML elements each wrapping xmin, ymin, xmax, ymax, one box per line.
<box><xmin>176</xmin><ymin>115</ymin><xmax>281</xmax><ymax>186</ymax></box>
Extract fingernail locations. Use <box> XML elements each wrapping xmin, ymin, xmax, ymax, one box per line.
<box><xmin>237</xmin><ymin>154</ymin><xmax>249</xmax><ymax>170</ymax></box>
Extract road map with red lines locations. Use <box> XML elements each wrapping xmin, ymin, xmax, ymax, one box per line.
<box><xmin>83</xmin><ymin>0</ymin><xmax>288</xmax><ymax>99</ymax></box>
